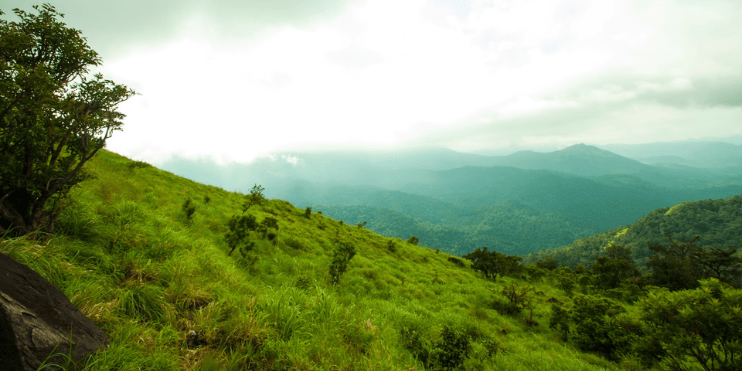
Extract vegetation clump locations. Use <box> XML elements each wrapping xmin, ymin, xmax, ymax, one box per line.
<box><xmin>0</xmin><ymin>4</ymin><xmax>136</xmax><ymax>236</ymax></box>
<box><xmin>329</xmin><ymin>241</ymin><xmax>356</xmax><ymax>285</ymax></box>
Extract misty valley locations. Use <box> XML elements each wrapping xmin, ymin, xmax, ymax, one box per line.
<box><xmin>161</xmin><ymin>141</ymin><xmax>742</xmax><ymax>258</ymax></box>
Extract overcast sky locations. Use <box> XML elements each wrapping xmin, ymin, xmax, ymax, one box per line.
<box><xmin>7</xmin><ymin>0</ymin><xmax>742</xmax><ymax>163</ymax></box>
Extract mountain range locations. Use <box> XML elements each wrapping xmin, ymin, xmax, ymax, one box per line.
<box><xmin>159</xmin><ymin>138</ymin><xmax>742</xmax><ymax>256</ymax></box>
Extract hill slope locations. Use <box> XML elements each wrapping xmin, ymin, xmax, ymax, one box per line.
<box><xmin>525</xmin><ymin>194</ymin><xmax>742</xmax><ymax>268</ymax></box>
<box><xmin>0</xmin><ymin>150</ymin><xmax>619</xmax><ymax>371</ymax></box>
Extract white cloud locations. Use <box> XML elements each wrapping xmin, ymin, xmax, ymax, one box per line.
<box><xmin>99</xmin><ymin>0</ymin><xmax>742</xmax><ymax>162</ymax></box>
<box><xmin>282</xmin><ymin>155</ymin><xmax>300</xmax><ymax>165</ymax></box>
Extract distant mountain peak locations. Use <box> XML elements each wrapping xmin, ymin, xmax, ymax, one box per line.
<box><xmin>559</xmin><ymin>143</ymin><xmax>617</xmax><ymax>157</ymax></box>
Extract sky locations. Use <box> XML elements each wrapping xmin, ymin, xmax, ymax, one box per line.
<box><xmin>6</xmin><ymin>0</ymin><xmax>742</xmax><ymax>163</ymax></box>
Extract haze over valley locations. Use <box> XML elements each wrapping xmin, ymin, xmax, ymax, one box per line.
<box><xmin>159</xmin><ymin>137</ymin><xmax>742</xmax><ymax>256</ymax></box>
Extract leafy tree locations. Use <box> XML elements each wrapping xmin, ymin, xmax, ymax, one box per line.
<box><xmin>304</xmin><ymin>206</ymin><xmax>311</xmax><ymax>219</ymax></box>
<box><xmin>553</xmin><ymin>295</ymin><xmax>641</xmax><ymax>360</ymax></box>
<box><xmin>242</xmin><ymin>184</ymin><xmax>265</xmax><ymax>212</ymax></box>
<box><xmin>640</xmin><ymin>279</ymin><xmax>742</xmax><ymax>371</ymax></box>
<box><xmin>463</xmin><ymin>247</ymin><xmax>522</xmax><ymax>281</ymax></box>
<box><xmin>694</xmin><ymin>247</ymin><xmax>742</xmax><ymax>288</ymax></box>
<box><xmin>591</xmin><ymin>245</ymin><xmax>639</xmax><ymax>290</ymax></box>
<box><xmin>225</xmin><ymin>214</ymin><xmax>257</xmax><ymax>256</ymax></box>
<box><xmin>407</xmin><ymin>235</ymin><xmax>419</xmax><ymax>245</ymax></box>
<box><xmin>329</xmin><ymin>241</ymin><xmax>356</xmax><ymax>285</ymax></box>
<box><xmin>536</xmin><ymin>256</ymin><xmax>558</xmax><ymax>270</ymax></box>
<box><xmin>555</xmin><ymin>268</ymin><xmax>576</xmax><ymax>296</ymax></box>
<box><xmin>647</xmin><ymin>233</ymin><xmax>702</xmax><ymax>291</ymax></box>
<box><xmin>497</xmin><ymin>282</ymin><xmax>532</xmax><ymax>315</ymax></box>
<box><xmin>0</xmin><ymin>4</ymin><xmax>136</xmax><ymax>236</ymax></box>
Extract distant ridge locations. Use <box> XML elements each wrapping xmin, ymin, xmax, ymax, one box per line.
<box><xmin>486</xmin><ymin>143</ymin><xmax>651</xmax><ymax>176</ymax></box>
<box><xmin>524</xmin><ymin>193</ymin><xmax>742</xmax><ymax>268</ymax></box>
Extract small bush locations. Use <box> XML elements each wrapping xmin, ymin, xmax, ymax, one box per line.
<box><xmin>329</xmin><ymin>241</ymin><xmax>356</xmax><ymax>285</ymax></box>
<box><xmin>182</xmin><ymin>198</ymin><xmax>196</xmax><ymax>224</ymax></box>
<box><xmin>304</xmin><ymin>206</ymin><xmax>311</xmax><ymax>219</ymax></box>
<box><xmin>435</xmin><ymin>325</ymin><xmax>471</xmax><ymax>370</ymax></box>
<box><xmin>496</xmin><ymin>283</ymin><xmax>532</xmax><ymax>315</ymax></box>
<box><xmin>408</xmin><ymin>236</ymin><xmax>419</xmax><ymax>245</ymax></box>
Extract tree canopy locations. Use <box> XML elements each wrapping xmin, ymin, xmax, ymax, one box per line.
<box><xmin>0</xmin><ymin>4</ymin><xmax>136</xmax><ymax>236</ymax></box>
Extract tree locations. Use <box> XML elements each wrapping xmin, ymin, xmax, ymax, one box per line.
<box><xmin>463</xmin><ymin>247</ymin><xmax>522</xmax><ymax>281</ymax></box>
<box><xmin>0</xmin><ymin>4</ymin><xmax>136</xmax><ymax>236</ymax></box>
<box><xmin>591</xmin><ymin>245</ymin><xmax>639</xmax><ymax>290</ymax></box>
<box><xmin>639</xmin><ymin>279</ymin><xmax>742</xmax><ymax>371</ymax></box>
<box><xmin>647</xmin><ymin>233</ymin><xmax>703</xmax><ymax>291</ymax></box>
<box><xmin>242</xmin><ymin>184</ymin><xmax>265</xmax><ymax>212</ymax></box>
<box><xmin>225</xmin><ymin>214</ymin><xmax>257</xmax><ymax>256</ymax></box>
<box><xmin>694</xmin><ymin>247</ymin><xmax>742</xmax><ymax>288</ymax></box>
<box><xmin>329</xmin><ymin>241</ymin><xmax>356</xmax><ymax>285</ymax></box>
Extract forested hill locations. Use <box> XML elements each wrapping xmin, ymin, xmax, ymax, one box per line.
<box><xmin>524</xmin><ymin>194</ymin><xmax>742</xmax><ymax>268</ymax></box>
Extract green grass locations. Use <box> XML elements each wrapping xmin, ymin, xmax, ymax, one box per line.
<box><xmin>2</xmin><ymin>150</ymin><xmax>638</xmax><ymax>370</ymax></box>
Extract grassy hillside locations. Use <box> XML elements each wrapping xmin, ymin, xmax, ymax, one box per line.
<box><xmin>525</xmin><ymin>194</ymin><xmax>742</xmax><ymax>269</ymax></box>
<box><xmin>0</xmin><ymin>150</ymin><xmax>624</xmax><ymax>371</ymax></box>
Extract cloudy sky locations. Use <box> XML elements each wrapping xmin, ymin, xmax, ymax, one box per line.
<box><xmin>7</xmin><ymin>0</ymin><xmax>742</xmax><ymax>163</ymax></box>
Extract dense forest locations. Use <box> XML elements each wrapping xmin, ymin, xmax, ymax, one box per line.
<box><xmin>524</xmin><ymin>194</ymin><xmax>742</xmax><ymax>269</ymax></box>
<box><xmin>316</xmin><ymin>200</ymin><xmax>591</xmax><ymax>256</ymax></box>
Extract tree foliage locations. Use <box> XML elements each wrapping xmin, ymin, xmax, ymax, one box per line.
<box><xmin>591</xmin><ymin>245</ymin><xmax>640</xmax><ymax>290</ymax></box>
<box><xmin>462</xmin><ymin>247</ymin><xmax>522</xmax><ymax>281</ymax></box>
<box><xmin>550</xmin><ymin>295</ymin><xmax>642</xmax><ymax>361</ymax></box>
<box><xmin>647</xmin><ymin>234</ymin><xmax>703</xmax><ymax>291</ymax></box>
<box><xmin>225</xmin><ymin>214</ymin><xmax>257</xmax><ymax>256</ymax></box>
<box><xmin>329</xmin><ymin>241</ymin><xmax>356</xmax><ymax>285</ymax></box>
<box><xmin>242</xmin><ymin>184</ymin><xmax>265</xmax><ymax>213</ymax></box>
<box><xmin>640</xmin><ymin>279</ymin><xmax>742</xmax><ymax>371</ymax></box>
<box><xmin>0</xmin><ymin>4</ymin><xmax>136</xmax><ymax>235</ymax></box>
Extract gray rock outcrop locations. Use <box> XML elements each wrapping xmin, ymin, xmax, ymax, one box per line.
<box><xmin>0</xmin><ymin>252</ymin><xmax>109</xmax><ymax>370</ymax></box>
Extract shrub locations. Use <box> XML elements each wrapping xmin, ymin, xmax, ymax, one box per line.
<box><xmin>387</xmin><ymin>240</ymin><xmax>397</xmax><ymax>253</ymax></box>
<box><xmin>407</xmin><ymin>236</ymin><xmax>419</xmax><ymax>245</ymax></box>
<box><xmin>639</xmin><ymin>278</ymin><xmax>742</xmax><ymax>370</ymax></box>
<box><xmin>565</xmin><ymin>295</ymin><xmax>639</xmax><ymax>360</ymax></box>
<box><xmin>435</xmin><ymin>325</ymin><xmax>471</xmax><ymax>370</ymax></box>
<box><xmin>329</xmin><ymin>241</ymin><xmax>356</xmax><ymax>285</ymax></box>
<box><xmin>304</xmin><ymin>206</ymin><xmax>311</xmax><ymax>219</ymax></box>
<box><xmin>182</xmin><ymin>198</ymin><xmax>196</xmax><ymax>224</ymax></box>
<box><xmin>225</xmin><ymin>214</ymin><xmax>257</xmax><ymax>256</ymax></box>
<box><xmin>495</xmin><ymin>283</ymin><xmax>532</xmax><ymax>316</ymax></box>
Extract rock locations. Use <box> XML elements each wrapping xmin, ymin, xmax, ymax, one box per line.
<box><xmin>0</xmin><ymin>252</ymin><xmax>109</xmax><ymax>371</ymax></box>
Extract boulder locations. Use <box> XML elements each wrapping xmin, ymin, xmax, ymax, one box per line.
<box><xmin>0</xmin><ymin>252</ymin><xmax>109</xmax><ymax>370</ymax></box>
